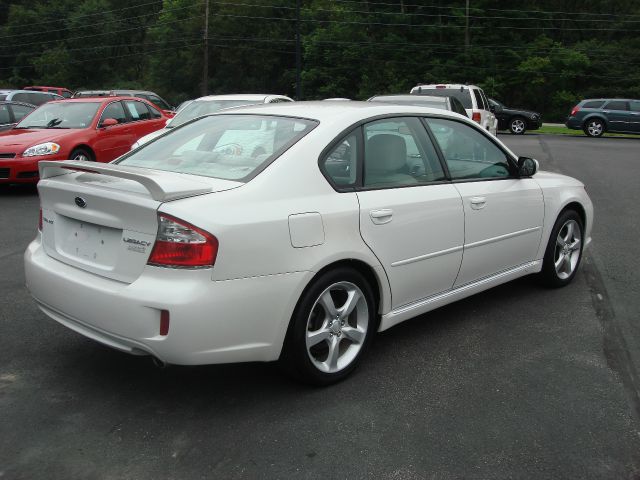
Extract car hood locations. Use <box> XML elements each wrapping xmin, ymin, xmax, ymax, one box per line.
<box><xmin>0</xmin><ymin>128</ymin><xmax>82</xmax><ymax>150</ymax></box>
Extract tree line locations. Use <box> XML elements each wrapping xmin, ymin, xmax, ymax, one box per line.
<box><xmin>1</xmin><ymin>0</ymin><xmax>639</xmax><ymax>120</ymax></box>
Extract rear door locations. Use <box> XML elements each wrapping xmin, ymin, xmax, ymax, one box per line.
<box><xmin>124</xmin><ymin>100</ymin><xmax>166</xmax><ymax>140</ymax></box>
<box><xmin>425</xmin><ymin>117</ymin><xmax>544</xmax><ymax>286</ymax></box>
<box><xmin>349</xmin><ymin>117</ymin><xmax>465</xmax><ymax>309</ymax></box>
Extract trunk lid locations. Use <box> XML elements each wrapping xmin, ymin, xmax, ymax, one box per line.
<box><xmin>37</xmin><ymin>160</ymin><xmax>241</xmax><ymax>283</ymax></box>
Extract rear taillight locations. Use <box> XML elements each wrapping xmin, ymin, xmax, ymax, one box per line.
<box><xmin>472</xmin><ymin>111</ymin><xmax>481</xmax><ymax>123</ymax></box>
<box><xmin>570</xmin><ymin>106</ymin><xmax>580</xmax><ymax>116</ymax></box>
<box><xmin>147</xmin><ymin>214</ymin><xmax>218</xmax><ymax>268</ymax></box>
<box><xmin>38</xmin><ymin>208</ymin><xmax>42</xmax><ymax>231</ymax></box>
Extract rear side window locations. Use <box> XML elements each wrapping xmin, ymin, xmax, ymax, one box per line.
<box><xmin>322</xmin><ymin>131</ymin><xmax>358</xmax><ymax>187</ymax></box>
<box><xmin>124</xmin><ymin>100</ymin><xmax>151</xmax><ymax>121</ymax></box>
<box><xmin>147</xmin><ymin>104</ymin><xmax>162</xmax><ymax>118</ymax></box>
<box><xmin>61</xmin><ymin>91</ymin><xmax>72</xmax><ymax>98</ymax></box>
<box><xmin>363</xmin><ymin>117</ymin><xmax>445</xmax><ymax>188</ymax></box>
<box><xmin>604</xmin><ymin>100</ymin><xmax>628</xmax><ymax>111</ymax></box>
<box><xmin>472</xmin><ymin>89</ymin><xmax>486</xmax><ymax>110</ymax></box>
<box><xmin>583</xmin><ymin>101</ymin><xmax>605</xmax><ymax>109</ymax></box>
<box><xmin>142</xmin><ymin>94</ymin><xmax>170</xmax><ymax>111</ymax></box>
<box><xmin>117</xmin><ymin>114</ymin><xmax>318</xmax><ymax>182</ymax></box>
<box><xmin>0</xmin><ymin>104</ymin><xmax>10</xmax><ymax>124</ymax></box>
<box><xmin>630</xmin><ymin>101</ymin><xmax>640</xmax><ymax>112</ymax></box>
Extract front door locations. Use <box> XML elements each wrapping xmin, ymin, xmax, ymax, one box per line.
<box><xmin>93</xmin><ymin>101</ymin><xmax>132</xmax><ymax>162</ymax></box>
<box><xmin>425</xmin><ymin>117</ymin><xmax>544</xmax><ymax>286</ymax></box>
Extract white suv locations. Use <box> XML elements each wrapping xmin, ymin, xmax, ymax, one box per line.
<box><xmin>410</xmin><ymin>84</ymin><xmax>497</xmax><ymax>135</ymax></box>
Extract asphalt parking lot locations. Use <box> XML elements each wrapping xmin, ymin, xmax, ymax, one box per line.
<box><xmin>1</xmin><ymin>134</ymin><xmax>639</xmax><ymax>479</ymax></box>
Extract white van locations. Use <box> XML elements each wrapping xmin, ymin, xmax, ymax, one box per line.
<box><xmin>410</xmin><ymin>84</ymin><xmax>497</xmax><ymax>135</ymax></box>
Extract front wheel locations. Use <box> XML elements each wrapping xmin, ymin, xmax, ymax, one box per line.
<box><xmin>280</xmin><ymin>267</ymin><xmax>376</xmax><ymax>385</ymax></box>
<box><xmin>69</xmin><ymin>147</ymin><xmax>94</xmax><ymax>162</ymax></box>
<box><xmin>509</xmin><ymin>117</ymin><xmax>527</xmax><ymax>135</ymax></box>
<box><xmin>539</xmin><ymin>210</ymin><xmax>584</xmax><ymax>288</ymax></box>
<box><xmin>583</xmin><ymin>119</ymin><xmax>605</xmax><ymax>137</ymax></box>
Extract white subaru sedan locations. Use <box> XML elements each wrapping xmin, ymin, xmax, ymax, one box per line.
<box><xmin>24</xmin><ymin>102</ymin><xmax>593</xmax><ymax>385</ymax></box>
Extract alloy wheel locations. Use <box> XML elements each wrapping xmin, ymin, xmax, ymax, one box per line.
<box><xmin>553</xmin><ymin>219</ymin><xmax>582</xmax><ymax>280</ymax></box>
<box><xmin>305</xmin><ymin>281</ymin><xmax>369</xmax><ymax>373</ymax></box>
<box><xmin>510</xmin><ymin>118</ymin><xmax>526</xmax><ymax>134</ymax></box>
<box><xmin>587</xmin><ymin>121</ymin><xmax>603</xmax><ymax>137</ymax></box>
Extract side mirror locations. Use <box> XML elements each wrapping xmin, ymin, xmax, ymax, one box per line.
<box><xmin>518</xmin><ymin>156</ymin><xmax>538</xmax><ymax>177</ymax></box>
<box><xmin>99</xmin><ymin>118</ymin><xmax>118</xmax><ymax>128</ymax></box>
<box><xmin>489</xmin><ymin>105</ymin><xmax>496</xmax><ymax>113</ymax></box>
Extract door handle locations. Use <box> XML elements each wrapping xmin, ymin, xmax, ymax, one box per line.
<box><xmin>370</xmin><ymin>209</ymin><xmax>393</xmax><ymax>224</ymax></box>
<box><xmin>470</xmin><ymin>197</ymin><xmax>487</xmax><ymax>210</ymax></box>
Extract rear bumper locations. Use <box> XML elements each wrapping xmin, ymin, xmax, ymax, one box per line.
<box><xmin>25</xmin><ymin>237</ymin><xmax>310</xmax><ymax>365</ymax></box>
<box><xmin>565</xmin><ymin>117</ymin><xmax>582</xmax><ymax>130</ymax></box>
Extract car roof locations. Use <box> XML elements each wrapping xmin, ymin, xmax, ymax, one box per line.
<box><xmin>195</xmin><ymin>94</ymin><xmax>292</xmax><ymax>102</ymax></box>
<box><xmin>25</xmin><ymin>86</ymin><xmax>70</xmax><ymax>90</ymax></box>
<box><xmin>369</xmin><ymin>94</ymin><xmax>447</xmax><ymax>103</ymax></box>
<box><xmin>213</xmin><ymin>100</ymin><xmax>470</xmax><ymax>125</ymax></box>
<box><xmin>412</xmin><ymin>84</ymin><xmax>480</xmax><ymax>90</ymax></box>
<box><xmin>48</xmin><ymin>96</ymin><xmax>150</xmax><ymax>104</ymax></box>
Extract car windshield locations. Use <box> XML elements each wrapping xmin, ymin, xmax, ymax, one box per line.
<box><xmin>116</xmin><ymin>114</ymin><xmax>318</xmax><ymax>182</ymax></box>
<box><xmin>412</xmin><ymin>89</ymin><xmax>472</xmax><ymax>109</ymax></box>
<box><xmin>167</xmin><ymin>100</ymin><xmax>259</xmax><ymax>128</ymax></box>
<box><xmin>15</xmin><ymin>102</ymin><xmax>100</xmax><ymax>129</ymax></box>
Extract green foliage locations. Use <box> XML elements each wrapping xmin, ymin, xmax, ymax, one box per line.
<box><xmin>1</xmin><ymin>0</ymin><xmax>639</xmax><ymax>120</ymax></box>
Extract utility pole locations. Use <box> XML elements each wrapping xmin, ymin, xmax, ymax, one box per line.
<box><xmin>202</xmin><ymin>0</ymin><xmax>209</xmax><ymax>96</ymax></box>
<box><xmin>464</xmin><ymin>0</ymin><xmax>470</xmax><ymax>50</ymax></box>
<box><xmin>295</xmin><ymin>0</ymin><xmax>301</xmax><ymax>100</ymax></box>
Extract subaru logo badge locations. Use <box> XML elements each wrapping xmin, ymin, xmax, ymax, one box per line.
<box><xmin>75</xmin><ymin>197</ymin><xmax>87</xmax><ymax>208</ymax></box>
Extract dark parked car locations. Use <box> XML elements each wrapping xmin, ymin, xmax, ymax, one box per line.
<box><xmin>368</xmin><ymin>94</ymin><xmax>469</xmax><ymax>117</ymax></box>
<box><xmin>488</xmin><ymin>98</ymin><xmax>542</xmax><ymax>135</ymax></box>
<box><xmin>566</xmin><ymin>98</ymin><xmax>640</xmax><ymax>137</ymax></box>
<box><xmin>0</xmin><ymin>101</ymin><xmax>36</xmax><ymax>132</ymax></box>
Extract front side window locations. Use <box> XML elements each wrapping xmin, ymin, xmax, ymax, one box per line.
<box><xmin>15</xmin><ymin>102</ymin><xmax>100</xmax><ymax>129</ymax></box>
<box><xmin>0</xmin><ymin>104</ymin><xmax>10</xmax><ymax>124</ymax></box>
<box><xmin>322</xmin><ymin>131</ymin><xmax>358</xmax><ymax>187</ymax></box>
<box><xmin>363</xmin><ymin>117</ymin><xmax>445</xmax><ymax>188</ymax></box>
<box><xmin>604</xmin><ymin>100</ymin><xmax>628</xmax><ymax>111</ymax></box>
<box><xmin>100</xmin><ymin>101</ymin><xmax>127</xmax><ymax>124</ymax></box>
<box><xmin>630</xmin><ymin>101</ymin><xmax>640</xmax><ymax>112</ymax></box>
<box><xmin>426</xmin><ymin>118</ymin><xmax>511</xmax><ymax>180</ymax></box>
<box><xmin>10</xmin><ymin>104</ymin><xmax>34</xmax><ymax>122</ymax></box>
<box><xmin>117</xmin><ymin>114</ymin><xmax>317</xmax><ymax>182</ymax></box>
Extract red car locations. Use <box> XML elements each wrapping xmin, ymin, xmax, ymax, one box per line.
<box><xmin>0</xmin><ymin>97</ymin><xmax>168</xmax><ymax>184</ymax></box>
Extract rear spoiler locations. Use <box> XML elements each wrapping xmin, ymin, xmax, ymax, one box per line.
<box><xmin>38</xmin><ymin>160</ymin><xmax>215</xmax><ymax>202</ymax></box>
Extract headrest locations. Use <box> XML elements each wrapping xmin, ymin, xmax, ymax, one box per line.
<box><xmin>366</xmin><ymin>134</ymin><xmax>407</xmax><ymax>172</ymax></box>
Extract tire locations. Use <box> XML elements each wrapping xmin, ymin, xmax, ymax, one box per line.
<box><xmin>583</xmin><ymin>118</ymin><xmax>605</xmax><ymax>137</ymax></box>
<box><xmin>69</xmin><ymin>147</ymin><xmax>94</xmax><ymax>162</ymax></box>
<box><xmin>509</xmin><ymin>117</ymin><xmax>527</xmax><ymax>135</ymax></box>
<box><xmin>539</xmin><ymin>209</ymin><xmax>584</xmax><ymax>288</ymax></box>
<box><xmin>279</xmin><ymin>267</ymin><xmax>376</xmax><ymax>385</ymax></box>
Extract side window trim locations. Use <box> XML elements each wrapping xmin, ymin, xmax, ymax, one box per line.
<box><xmin>419</xmin><ymin>117</ymin><xmax>451</xmax><ymax>180</ymax></box>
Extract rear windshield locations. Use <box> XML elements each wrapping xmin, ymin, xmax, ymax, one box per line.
<box><xmin>15</xmin><ymin>102</ymin><xmax>100</xmax><ymax>129</ymax></box>
<box><xmin>168</xmin><ymin>100</ymin><xmax>258</xmax><ymax>128</ymax></box>
<box><xmin>411</xmin><ymin>88</ymin><xmax>472</xmax><ymax>109</ymax></box>
<box><xmin>116</xmin><ymin>114</ymin><xmax>318</xmax><ymax>182</ymax></box>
